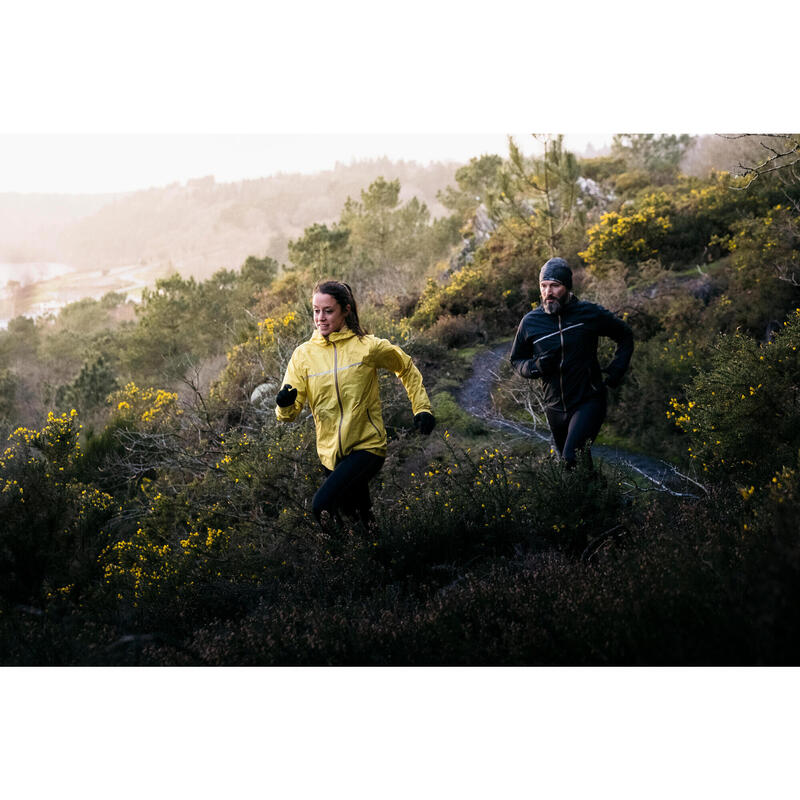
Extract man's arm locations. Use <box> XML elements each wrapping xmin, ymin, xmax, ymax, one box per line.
<box><xmin>510</xmin><ymin>316</ymin><xmax>543</xmax><ymax>379</ymax></box>
<box><xmin>598</xmin><ymin>308</ymin><xmax>634</xmax><ymax>387</ymax></box>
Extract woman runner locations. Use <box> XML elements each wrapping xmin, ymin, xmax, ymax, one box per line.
<box><xmin>275</xmin><ymin>280</ymin><xmax>436</xmax><ymax>530</ymax></box>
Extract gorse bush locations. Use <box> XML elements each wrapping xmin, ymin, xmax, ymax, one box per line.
<box><xmin>0</xmin><ymin>410</ymin><xmax>116</xmax><ymax>603</ymax></box>
<box><xmin>580</xmin><ymin>192</ymin><xmax>673</xmax><ymax>273</ymax></box>
<box><xmin>210</xmin><ymin>310</ymin><xmax>306</xmax><ymax>408</ymax></box>
<box><xmin>717</xmin><ymin>205</ymin><xmax>800</xmax><ymax>335</ymax></box>
<box><xmin>668</xmin><ymin>308</ymin><xmax>800</xmax><ymax>483</ymax></box>
<box><xmin>97</xmin><ymin>419</ymin><xmax>322</xmax><ymax>630</ymax></box>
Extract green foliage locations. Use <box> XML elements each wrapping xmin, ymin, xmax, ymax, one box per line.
<box><xmin>437</xmin><ymin>154</ymin><xmax>504</xmax><ymax>218</ymax></box>
<box><xmin>668</xmin><ymin>309</ymin><xmax>800</xmax><ymax>483</ymax></box>
<box><xmin>287</xmin><ymin>222</ymin><xmax>351</xmax><ymax>278</ymax></box>
<box><xmin>718</xmin><ymin>204</ymin><xmax>800</xmax><ymax>334</ymax></box>
<box><xmin>488</xmin><ymin>135</ymin><xmax>583</xmax><ymax>257</ymax></box>
<box><xmin>0</xmin><ymin>315</ymin><xmax>39</xmax><ymax>367</ymax></box>
<box><xmin>210</xmin><ymin>309</ymin><xmax>307</xmax><ymax>409</ymax></box>
<box><xmin>240</xmin><ymin>254</ymin><xmax>279</xmax><ymax>288</ymax></box>
<box><xmin>606</xmin><ymin>329</ymin><xmax>704</xmax><ymax>461</ymax></box>
<box><xmin>580</xmin><ymin>192</ymin><xmax>673</xmax><ymax>273</ymax></box>
<box><xmin>577</xmin><ymin>156</ymin><xmax>627</xmax><ymax>184</ymax></box>
<box><xmin>340</xmin><ymin>177</ymin><xmax>454</xmax><ymax>298</ymax></box>
<box><xmin>106</xmin><ymin>382</ymin><xmax>183</xmax><ymax>433</ymax></box>
<box><xmin>55</xmin><ymin>355</ymin><xmax>119</xmax><ymax>419</ymax></box>
<box><xmin>580</xmin><ymin>172</ymin><xmax>783</xmax><ymax>274</ymax></box>
<box><xmin>429</xmin><ymin>391</ymin><xmax>487</xmax><ymax>436</ymax></box>
<box><xmin>0</xmin><ymin>410</ymin><xmax>115</xmax><ymax>603</ymax></box>
<box><xmin>410</xmin><ymin>218</ymin><xmax>549</xmax><ymax>336</ymax></box>
<box><xmin>98</xmin><ymin>422</ymin><xmax>321</xmax><ymax>629</ymax></box>
<box><xmin>611</xmin><ymin>134</ymin><xmax>694</xmax><ymax>183</ymax></box>
<box><xmin>0</xmin><ymin>368</ymin><xmax>17</xmax><ymax>427</ymax></box>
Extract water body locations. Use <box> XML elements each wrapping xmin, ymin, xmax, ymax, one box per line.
<box><xmin>0</xmin><ymin>261</ymin><xmax>75</xmax><ymax>288</ymax></box>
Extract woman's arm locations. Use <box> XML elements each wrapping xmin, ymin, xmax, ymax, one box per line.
<box><xmin>368</xmin><ymin>338</ymin><xmax>432</xmax><ymax>415</ymax></box>
<box><xmin>275</xmin><ymin>350</ymin><xmax>308</xmax><ymax>422</ymax></box>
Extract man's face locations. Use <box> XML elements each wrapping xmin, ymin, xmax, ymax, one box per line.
<box><xmin>540</xmin><ymin>280</ymin><xmax>569</xmax><ymax>315</ymax></box>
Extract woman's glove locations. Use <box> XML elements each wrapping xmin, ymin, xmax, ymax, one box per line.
<box><xmin>275</xmin><ymin>384</ymin><xmax>298</xmax><ymax>407</ymax></box>
<box><xmin>414</xmin><ymin>411</ymin><xmax>436</xmax><ymax>435</ymax></box>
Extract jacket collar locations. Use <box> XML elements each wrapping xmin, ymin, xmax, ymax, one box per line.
<box><xmin>310</xmin><ymin>325</ymin><xmax>357</xmax><ymax>346</ymax></box>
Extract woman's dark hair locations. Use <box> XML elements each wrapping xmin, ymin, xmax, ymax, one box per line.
<box><xmin>313</xmin><ymin>280</ymin><xmax>368</xmax><ymax>337</ymax></box>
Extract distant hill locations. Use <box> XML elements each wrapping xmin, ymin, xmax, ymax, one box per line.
<box><xmin>0</xmin><ymin>158</ymin><xmax>462</xmax><ymax>282</ymax></box>
<box><xmin>0</xmin><ymin>192</ymin><xmax>120</xmax><ymax>263</ymax></box>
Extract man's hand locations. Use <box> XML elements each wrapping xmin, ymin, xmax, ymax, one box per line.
<box><xmin>276</xmin><ymin>384</ymin><xmax>298</xmax><ymax>407</ymax></box>
<box><xmin>536</xmin><ymin>353</ymin><xmax>560</xmax><ymax>376</ymax></box>
<box><xmin>414</xmin><ymin>411</ymin><xmax>436</xmax><ymax>435</ymax></box>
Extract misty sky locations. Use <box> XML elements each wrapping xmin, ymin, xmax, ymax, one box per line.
<box><xmin>0</xmin><ymin>133</ymin><xmax>611</xmax><ymax>195</ymax></box>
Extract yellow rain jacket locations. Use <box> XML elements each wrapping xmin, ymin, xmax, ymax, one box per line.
<box><xmin>275</xmin><ymin>326</ymin><xmax>432</xmax><ymax>470</ymax></box>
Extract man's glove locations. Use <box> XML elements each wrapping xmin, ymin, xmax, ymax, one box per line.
<box><xmin>276</xmin><ymin>384</ymin><xmax>298</xmax><ymax>407</ymax></box>
<box><xmin>536</xmin><ymin>353</ymin><xmax>560</xmax><ymax>376</ymax></box>
<box><xmin>604</xmin><ymin>370</ymin><xmax>623</xmax><ymax>389</ymax></box>
<box><xmin>414</xmin><ymin>411</ymin><xmax>436</xmax><ymax>435</ymax></box>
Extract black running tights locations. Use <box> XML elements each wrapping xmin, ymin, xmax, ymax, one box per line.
<box><xmin>312</xmin><ymin>450</ymin><xmax>385</xmax><ymax>524</ymax></box>
<box><xmin>545</xmin><ymin>393</ymin><xmax>607</xmax><ymax>467</ymax></box>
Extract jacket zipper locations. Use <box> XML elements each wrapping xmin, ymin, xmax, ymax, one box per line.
<box><xmin>558</xmin><ymin>315</ymin><xmax>567</xmax><ymax>411</ymax></box>
<box><xmin>332</xmin><ymin>341</ymin><xmax>345</xmax><ymax>458</ymax></box>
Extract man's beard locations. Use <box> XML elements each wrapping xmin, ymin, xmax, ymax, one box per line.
<box><xmin>543</xmin><ymin>298</ymin><xmax>562</xmax><ymax>315</ymax></box>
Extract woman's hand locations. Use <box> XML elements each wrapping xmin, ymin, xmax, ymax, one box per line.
<box><xmin>414</xmin><ymin>411</ymin><xmax>436</xmax><ymax>435</ymax></box>
<box><xmin>276</xmin><ymin>384</ymin><xmax>298</xmax><ymax>407</ymax></box>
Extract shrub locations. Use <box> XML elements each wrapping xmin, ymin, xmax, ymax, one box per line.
<box><xmin>0</xmin><ymin>410</ymin><xmax>116</xmax><ymax>602</ymax></box>
<box><xmin>210</xmin><ymin>310</ymin><xmax>307</xmax><ymax>408</ymax></box>
<box><xmin>424</xmin><ymin>313</ymin><xmax>486</xmax><ymax>349</ymax></box>
<box><xmin>667</xmin><ymin>308</ymin><xmax>800</xmax><ymax>483</ymax></box>
<box><xmin>579</xmin><ymin>192</ymin><xmax>673</xmax><ymax>274</ymax></box>
<box><xmin>719</xmin><ymin>205</ymin><xmax>800</xmax><ymax>335</ymax></box>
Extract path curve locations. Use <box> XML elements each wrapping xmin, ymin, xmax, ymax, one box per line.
<box><xmin>456</xmin><ymin>341</ymin><xmax>704</xmax><ymax>497</ymax></box>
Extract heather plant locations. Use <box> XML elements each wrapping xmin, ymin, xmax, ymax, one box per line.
<box><xmin>375</xmin><ymin>440</ymin><xmax>626</xmax><ymax>581</ymax></box>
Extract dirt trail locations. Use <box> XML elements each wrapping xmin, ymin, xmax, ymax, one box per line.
<box><xmin>457</xmin><ymin>342</ymin><xmax>704</xmax><ymax>497</ymax></box>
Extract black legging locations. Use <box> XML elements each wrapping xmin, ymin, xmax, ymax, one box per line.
<box><xmin>312</xmin><ymin>450</ymin><xmax>385</xmax><ymax>525</ymax></box>
<box><xmin>545</xmin><ymin>393</ymin><xmax>607</xmax><ymax>467</ymax></box>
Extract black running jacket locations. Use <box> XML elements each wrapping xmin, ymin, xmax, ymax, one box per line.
<box><xmin>510</xmin><ymin>295</ymin><xmax>634</xmax><ymax>412</ymax></box>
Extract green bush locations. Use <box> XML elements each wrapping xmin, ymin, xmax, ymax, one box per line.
<box><xmin>668</xmin><ymin>308</ymin><xmax>800</xmax><ymax>483</ymax></box>
<box><xmin>0</xmin><ymin>410</ymin><xmax>116</xmax><ymax>603</ymax></box>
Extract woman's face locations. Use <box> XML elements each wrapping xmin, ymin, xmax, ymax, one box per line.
<box><xmin>312</xmin><ymin>292</ymin><xmax>349</xmax><ymax>336</ymax></box>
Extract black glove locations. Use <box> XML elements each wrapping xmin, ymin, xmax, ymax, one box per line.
<box><xmin>536</xmin><ymin>353</ymin><xmax>560</xmax><ymax>376</ymax></box>
<box><xmin>275</xmin><ymin>384</ymin><xmax>298</xmax><ymax>407</ymax></box>
<box><xmin>414</xmin><ymin>411</ymin><xmax>436</xmax><ymax>435</ymax></box>
<box><xmin>604</xmin><ymin>371</ymin><xmax>622</xmax><ymax>389</ymax></box>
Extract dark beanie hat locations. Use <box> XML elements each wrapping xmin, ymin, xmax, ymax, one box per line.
<box><xmin>539</xmin><ymin>257</ymin><xmax>572</xmax><ymax>290</ymax></box>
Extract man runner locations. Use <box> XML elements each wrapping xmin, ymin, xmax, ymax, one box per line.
<box><xmin>510</xmin><ymin>257</ymin><xmax>634</xmax><ymax>467</ymax></box>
